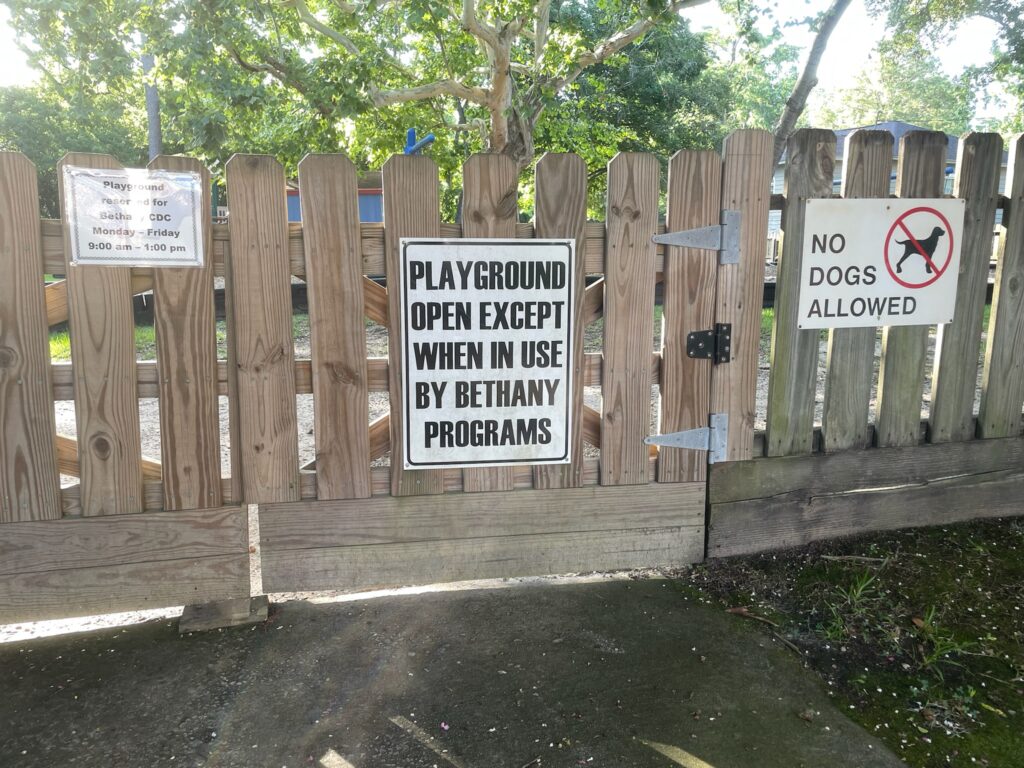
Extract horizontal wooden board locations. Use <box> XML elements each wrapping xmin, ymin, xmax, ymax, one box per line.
<box><xmin>49</xmin><ymin>352</ymin><xmax>655</xmax><ymax>399</ymax></box>
<box><xmin>260</xmin><ymin>483</ymin><xmax>704</xmax><ymax>592</ymax></box>
<box><xmin>263</xmin><ymin>527</ymin><xmax>702</xmax><ymax>594</ymax></box>
<box><xmin>708</xmin><ymin>437</ymin><xmax>1024</xmax><ymax>557</ymax></box>
<box><xmin>0</xmin><ymin>506</ymin><xmax>248</xmax><ymax>623</ymax></box>
<box><xmin>40</xmin><ymin>219</ymin><xmax>673</xmax><ymax>278</ymax></box>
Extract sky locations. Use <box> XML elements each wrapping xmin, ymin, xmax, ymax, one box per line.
<box><xmin>0</xmin><ymin>1</ymin><xmax>1014</xmax><ymax>118</ymax></box>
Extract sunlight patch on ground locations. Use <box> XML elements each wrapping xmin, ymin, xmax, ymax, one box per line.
<box><xmin>642</xmin><ymin>739</ymin><xmax>718</xmax><ymax>768</ymax></box>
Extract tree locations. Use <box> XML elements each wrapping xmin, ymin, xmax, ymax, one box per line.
<box><xmin>811</xmin><ymin>42</ymin><xmax>975</xmax><ymax>134</ymax></box>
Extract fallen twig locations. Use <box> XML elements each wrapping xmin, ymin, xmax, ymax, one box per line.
<box><xmin>773</xmin><ymin>632</ymin><xmax>801</xmax><ymax>655</ymax></box>
<box><xmin>726</xmin><ymin>606</ymin><xmax>779</xmax><ymax>627</ymax></box>
<box><xmin>821</xmin><ymin>555</ymin><xmax>888</xmax><ymax>564</ymax></box>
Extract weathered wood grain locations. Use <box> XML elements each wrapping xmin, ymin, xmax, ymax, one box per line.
<box><xmin>533</xmin><ymin>153</ymin><xmax>588</xmax><ymax>490</ymax></box>
<box><xmin>658</xmin><ymin>150</ymin><xmax>720</xmax><ymax>483</ymax></box>
<box><xmin>0</xmin><ymin>506</ymin><xmax>248</xmax><ymax>623</ymax></box>
<box><xmin>259</xmin><ymin>483</ymin><xmax>705</xmax><ymax>592</ymax></box>
<box><xmin>383</xmin><ymin>155</ymin><xmax>445</xmax><ymax>496</ymax></box>
<box><xmin>149</xmin><ymin>155</ymin><xmax>221</xmax><ymax>510</ymax></box>
<box><xmin>710</xmin><ymin>130</ymin><xmax>774</xmax><ymax>461</ymax></box>
<box><xmin>298</xmin><ymin>154</ymin><xmax>370</xmax><ymax>500</ymax></box>
<box><xmin>601</xmin><ymin>153</ymin><xmax>659</xmax><ymax>485</ymax></box>
<box><xmin>0</xmin><ymin>152</ymin><xmax>61</xmax><ymax>522</ymax></box>
<box><xmin>224</xmin><ymin>154</ymin><xmax>300</xmax><ymax>502</ymax></box>
<box><xmin>979</xmin><ymin>134</ymin><xmax>1024</xmax><ymax>438</ymax></box>
<box><xmin>930</xmin><ymin>134</ymin><xmax>1003</xmax><ymax>442</ymax></box>
<box><xmin>461</xmin><ymin>154</ymin><xmax>519</xmax><ymax>493</ymax></box>
<box><xmin>821</xmin><ymin>130</ymin><xmax>893</xmax><ymax>452</ymax></box>
<box><xmin>708</xmin><ymin>437</ymin><xmax>1024</xmax><ymax>557</ymax></box>
<box><xmin>59</xmin><ymin>153</ymin><xmax>143</xmax><ymax>516</ymax></box>
<box><xmin>875</xmin><ymin>131</ymin><xmax>948</xmax><ymax>447</ymax></box>
<box><xmin>583</xmin><ymin>278</ymin><xmax>604</xmax><ymax>325</ymax></box>
<box><xmin>363</xmin><ymin>276</ymin><xmax>388</xmax><ymax>325</ymax></box>
<box><xmin>765</xmin><ymin>130</ymin><xmax>835</xmax><ymax>457</ymax></box>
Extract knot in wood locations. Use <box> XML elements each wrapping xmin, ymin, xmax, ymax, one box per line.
<box><xmin>0</xmin><ymin>346</ymin><xmax>17</xmax><ymax>369</ymax></box>
<box><xmin>326</xmin><ymin>362</ymin><xmax>359</xmax><ymax>386</ymax></box>
<box><xmin>89</xmin><ymin>434</ymin><xmax>113</xmax><ymax>460</ymax></box>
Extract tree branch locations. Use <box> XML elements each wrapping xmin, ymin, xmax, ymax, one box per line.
<box><xmin>535</xmin><ymin>0</ymin><xmax>550</xmax><ymax>72</ymax></box>
<box><xmin>772</xmin><ymin>0</ymin><xmax>854</xmax><ymax>165</ymax></box>
<box><xmin>287</xmin><ymin>0</ymin><xmax>361</xmax><ymax>56</ymax></box>
<box><xmin>551</xmin><ymin>0</ymin><xmax>711</xmax><ymax>92</ymax></box>
<box><xmin>227</xmin><ymin>45</ymin><xmax>334</xmax><ymax>118</ymax></box>
<box><xmin>371</xmin><ymin>79</ymin><xmax>492</xmax><ymax>108</ymax></box>
<box><xmin>461</xmin><ymin>0</ymin><xmax>501</xmax><ymax>51</ymax></box>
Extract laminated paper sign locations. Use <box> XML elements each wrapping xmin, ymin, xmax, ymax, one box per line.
<box><xmin>400</xmin><ymin>239</ymin><xmax>575</xmax><ymax>470</ymax></box>
<box><xmin>62</xmin><ymin>166</ymin><xmax>205</xmax><ymax>267</ymax></box>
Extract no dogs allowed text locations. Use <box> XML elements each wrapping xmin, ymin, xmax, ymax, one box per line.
<box><xmin>797</xmin><ymin>198</ymin><xmax>965</xmax><ymax>329</ymax></box>
<box><xmin>399</xmin><ymin>239</ymin><xmax>574</xmax><ymax>470</ymax></box>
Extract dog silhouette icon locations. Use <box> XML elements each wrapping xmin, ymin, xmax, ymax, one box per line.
<box><xmin>895</xmin><ymin>226</ymin><xmax>945</xmax><ymax>274</ymax></box>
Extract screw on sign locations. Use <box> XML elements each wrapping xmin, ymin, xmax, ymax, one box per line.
<box><xmin>883</xmin><ymin>206</ymin><xmax>955</xmax><ymax>290</ymax></box>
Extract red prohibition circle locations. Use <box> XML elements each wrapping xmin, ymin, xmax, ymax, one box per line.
<box><xmin>883</xmin><ymin>206</ymin><xmax>955</xmax><ymax>289</ymax></box>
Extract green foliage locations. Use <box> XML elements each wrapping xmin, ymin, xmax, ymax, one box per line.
<box><xmin>812</xmin><ymin>42</ymin><xmax>974</xmax><ymax>133</ymax></box>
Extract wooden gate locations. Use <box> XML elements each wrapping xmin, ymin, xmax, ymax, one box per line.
<box><xmin>0</xmin><ymin>131</ymin><xmax>774</xmax><ymax>621</ymax></box>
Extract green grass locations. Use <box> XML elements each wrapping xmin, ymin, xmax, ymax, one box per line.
<box><xmin>49</xmin><ymin>320</ymin><xmax>228</xmax><ymax>361</ymax></box>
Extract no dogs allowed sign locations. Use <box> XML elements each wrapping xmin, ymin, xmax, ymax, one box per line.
<box><xmin>797</xmin><ymin>199</ymin><xmax>965</xmax><ymax>329</ymax></box>
<box><xmin>400</xmin><ymin>239</ymin><xmax>574</xmax><ymax>470</ymax></box>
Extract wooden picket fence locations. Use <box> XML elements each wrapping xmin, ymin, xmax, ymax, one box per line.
<box><xmin>0</xmin><ymin>127</ymin><xmax>1021</xmax><ymax>625</ymax></box>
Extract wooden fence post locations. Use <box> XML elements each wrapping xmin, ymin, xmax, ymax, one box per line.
<box><xmin>298</xmin><ymin>154</ymin><xmax>371</xmax><ymax>500</ymax></box>
<box><xmin>58</xmin><ymin>153</ymin><xmax>143</xmax><ymax>516</ymax></box>
<box><xmin>224</xmin><ymin>154</ymin><xmax>300</xmax><ymax>503</ymax></box>
<box><xmin>658</xmin><ymin>150</ymin><xmax>720</xmax><ymax>483</ymax></box>
<box><xmin>930</xmin><ymin>133</ymin><xmax>1004</xmax><ymax>443</ymax></box>
<box><xmin>875</xmin><ymin>131</ymin><xmax>948</xmax><ymax>447</ymax></box>
<box><xmin>821</xmin><ymin>130</ymin><xmax>893</xmax><ymax>452</ymax></box>
<box><xmin>383</xmin><ymin>154</ymin><xmax>445</xmax><ymax>496</ymax></box>
<box><xmin>710</xmin><ymin>129</ymin><xmax>774</xmax><ymax>462</ymax></box>
<box><xmin>149</xmin><ymin>155</ymin><xmax>222</xmax><ymax>510</ymax></box>
<box><xmin>978</xmin><ymin>133</ymin><xmax>1024</xmax><ymax>438</ymax></box>
<box><xmin>532</xmin><ymin>153</ymin><xmax>587</xmax><ymax>490</ymax></box>
<box><xmin>0</xmin><ymin>152</ymin><xmax>61</xmax><ymax>522</ymax></box>
<box><xmin>765</xmin><ymin>129</ymin><xmax>835</xmax><ymax>457</ymax></box>
<box><xmin>461</xmin><ymin>153</ymin><xmax>519</xmax><ymax>493</ymax></box>
<box><xmin>601</xmin><ymin>153</ymin><xmax>659</xmax><ymax>486</ymax></box>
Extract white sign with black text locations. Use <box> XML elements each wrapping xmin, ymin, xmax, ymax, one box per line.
<box><xmin>400</xmin><ymin>239</ymin><xmax>574</xmax><ymax>470</ymax></box>
<box><xmin>62</xmin><ymin>166</ymin><xmax>205</xmax><ymax>267</ymax></box>
<box><xmin>798</xmin><ymin>198</ymin><xmax>965</xmax><ymax>329</ymax></box>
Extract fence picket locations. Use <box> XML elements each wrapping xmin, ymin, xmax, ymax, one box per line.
<box><xmin>224</xmin><ymin>154</ymin><xmax>300</xmax><ymax>502</ymax></box>
<box><xmin>978</xmin><ymin>133</ymin><xmax>1024</xmax><ymax>438</ymax></box>
<box><xmin>875</xmin><ymin>131</ymin><xmax>948</xmax><ymax>447</ymax></box>
<box><xmin>0</xmin><ymin>152</ymin><xmax>61</xmax><ymax>522</ymax></box>
<box><xmin>383</xmin><ymin>155</ymin><xmax>445</xmax><ymax>496</ymax></box>
<box><xmin>930</xmin><ymin>134</ymin><xmax>1004</xmax><ymax>442</ymax></box>
<box><xmin>658</xmin><ymin>150</ymin><xmax>720</xmax><ymax>483</ymax></box>
<box><xmin>58</xmin><ymin>153</ymin><xmax>143</xmax><ymax>516</ymax></box>
<box><xmin>601</xmin><ymin>153</ymin><xmax>659</xmax><ymax>485</ymax></box>
<box><xmin>710</xmin><ymin>129</ymin><xmax>774</xmax><ymax>461</ymax></box>
<box><xmin>298</xmin><ymin>154</ymin><xmax>370</xmax><ymax>500</ymax></box>
<box><xmin>766</xmin><ymin>129</ymin><xmax>835</xmax><ymax>456</ymax></box>
<box><xmin>461</xmin><ymin>154</ymin><xmax>518</xmax><ymax>493</ymax></box>
<box><xmin>821</xmin><ymin>130</ymin><xmax>893</xmax><ymax>452</ymax></box>
<box><xmin>532</xmin><ymin>154</ymin><xmax>587</xmax><ymax>490</ymax></box>
<box><xmin>149</xmin><ymin>155</ymin><xmax>221</xmax><ymax>510</ymax></box>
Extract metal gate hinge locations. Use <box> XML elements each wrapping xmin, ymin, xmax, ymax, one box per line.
<box><xmin>686</xmin><ymin>323</ymin><xmax>732</xmax><ymax>364</ymax></box>
<box><xmin>652</xmin><ymin>209</ymin><xmax>741</xmax><ymax>265</ymax></box>
<box><xmin>644</xmin><ymin>413</ymin><xmax>729</xmax><ymax>464</ymax></box>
